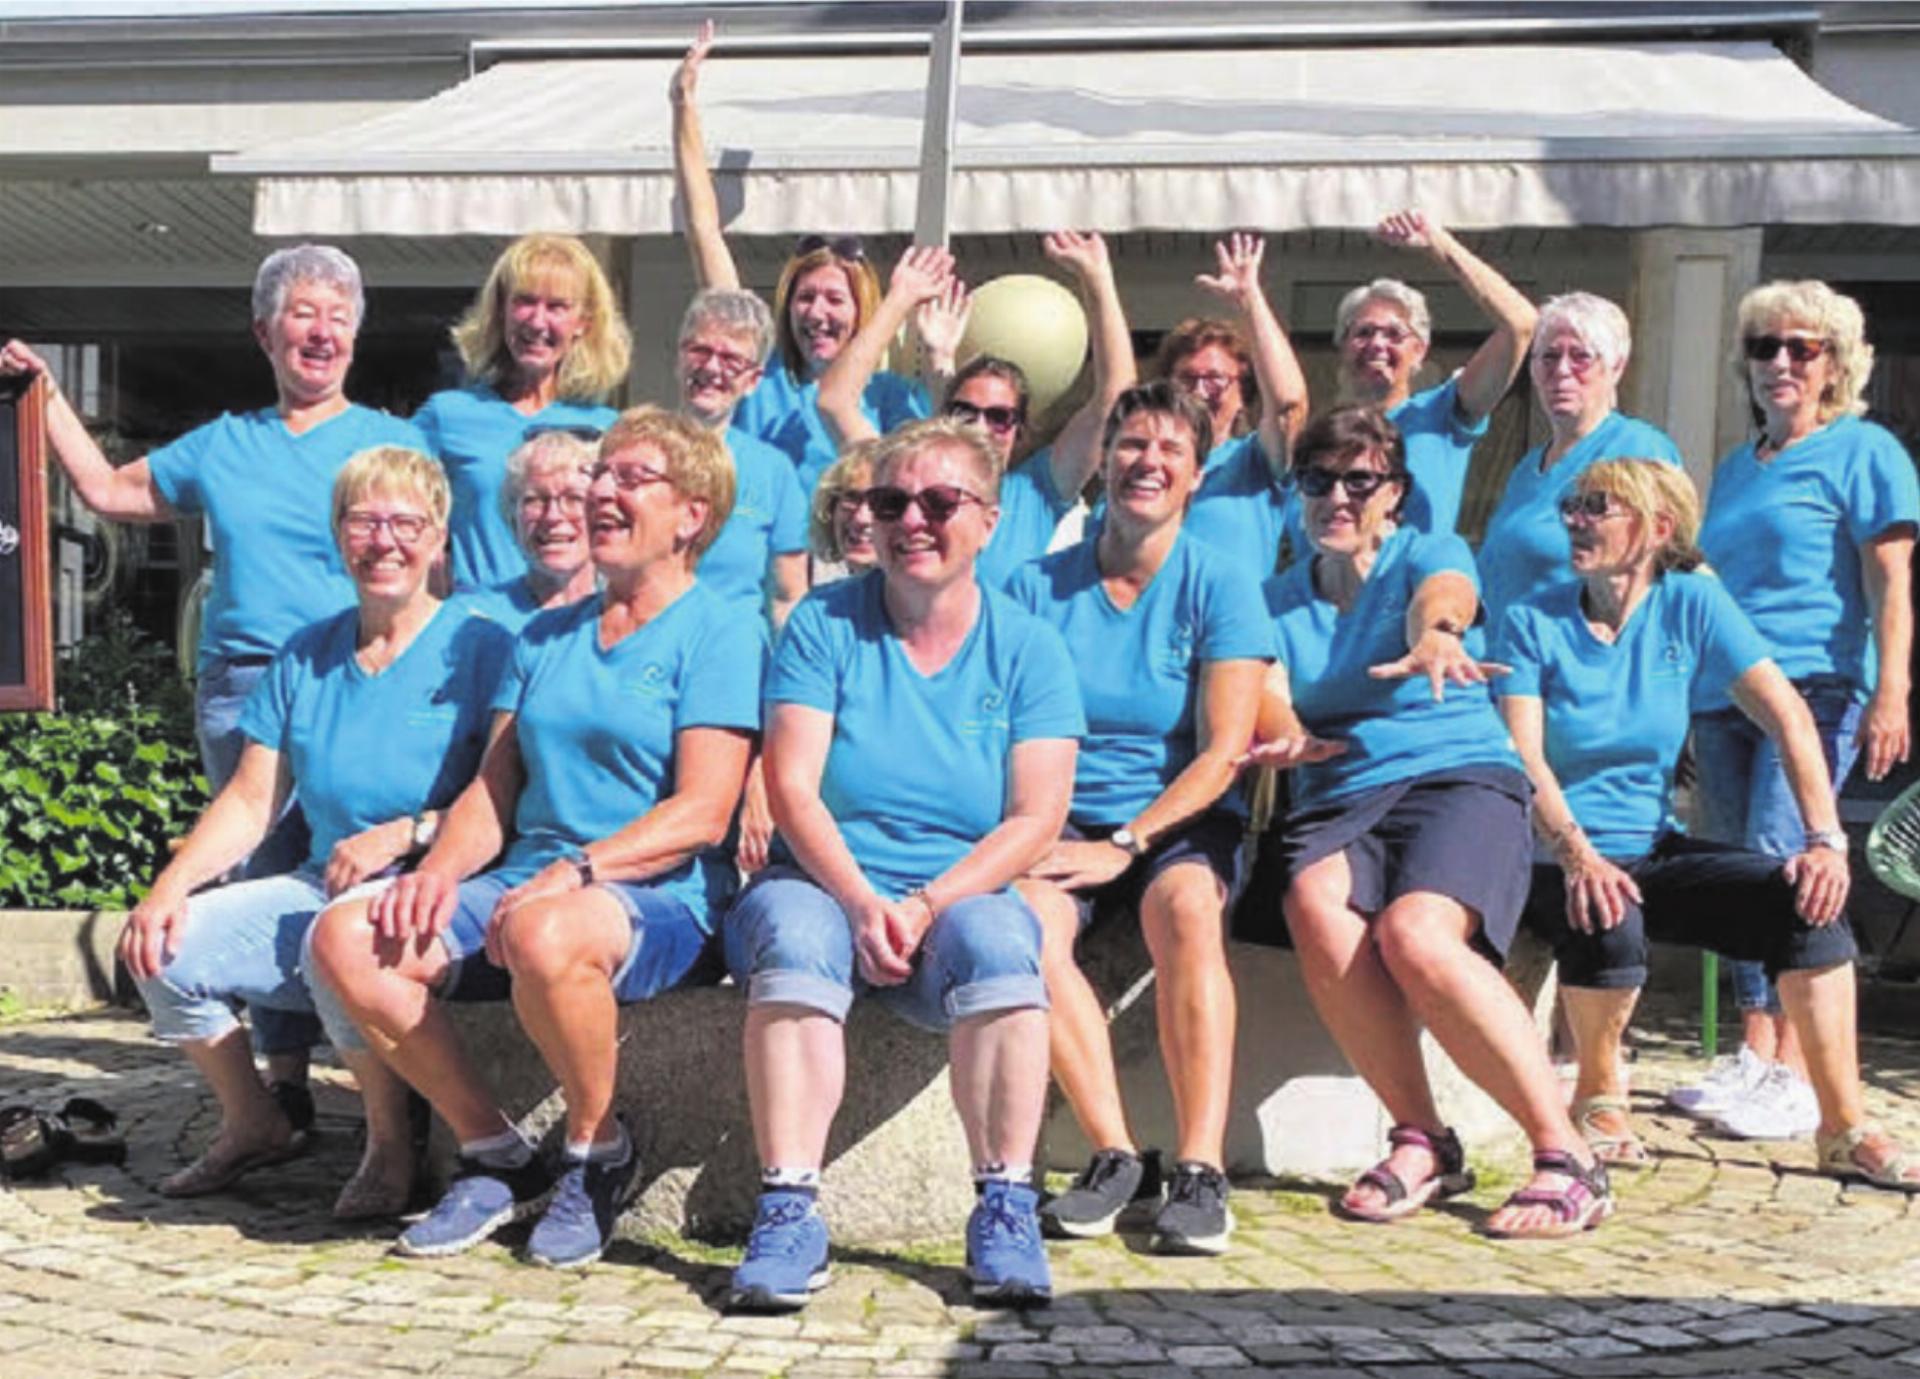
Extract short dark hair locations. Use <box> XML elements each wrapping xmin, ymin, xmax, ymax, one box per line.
<box><xmin>1294</xmin><ymin>405</ymin><xmax>1410</xmax><ymax>520</ymax></box>
<box><xmin>1100</xmin><ymin>380</ymin><xmax>1215</xmax><ymax>464</ymax></box>
<box><xmin>1153</xmin><ymin>316</ymin><xmax>1257</xmax><ymax>434</ymax></box>
<box><xmin>946</xmin><ymin>355</ymin><xmax>1031</xmax><ymax>430</ymax></box>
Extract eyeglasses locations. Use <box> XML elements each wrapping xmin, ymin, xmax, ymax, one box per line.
<box><xmin>1172</xmin><ymin>369</ymin><xmax>1238</xmax><ymax>394</ymax></box>
<box><xmin>865</xmin><ymin>484</ymin><xmax>987</xmax><ymax>525</ymax></box>
<box><xmin>1558</xmin><ymin>491</ymin><xmax>1625</xmax><ymax>523</ymax></box>
<box><xmin>795</xmin><ymin>234</ymin><xmax>866</xmax><ymax>261</ymax></box>
<box><xmin>1744</xmin><ymin>334</ymin><xmax>1828</xmax><ymax>365</ymax></box>
<box><xmin>831</xmin><ymin>489</ymin><xmax>874</xmax><ymax>515</ymax></box>
<box><xmin>947</xmin><ymin>400</ymin><xmax>1022</xmax><ymax>435</ymax></box>
<box><xmin>1535</xmin><ymin>346</ymin><xmax>1600</xmax><ymax>377</ymax></box>
<box><xmin>1347</xmin><ymin>322</ymin><xmax>1416</xmax><ymax>347</ymax></box>
<box><xmin>519</xmin><ymin>491</ymin><xmax>588</xmax><ymax>517</ymax></box>
<box><xmin>1297</xmin><ymin>466</ymin><xmax>1399</xmax><ymax>500</ymax></box>
<box><xmin>588</xmin><ymin>461</ymin><xmax>672</xmax><ymax>491</ymax></box>
<box><xmin>681</xmin><ymin>341</ymin><xmax>760</xmax><ymax>379</ymax></box>
<box><xmin>524</xmin><ymin>424</ymin><xmax>605</xmax><ymax>443</ymax></box>
<box><xmin>342</xmin><ymin>511</ymin><xmax>432</xmax><ymax>544</ymax></box>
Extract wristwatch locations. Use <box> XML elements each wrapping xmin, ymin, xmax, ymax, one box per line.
<box><xmin>570</xmin><ymin>849</ymin><xmax>597</xmax><ymax>885</ymax></box>
<box><xmin>409</xmin><ymin>812</ymin><xmax>436</xmax><ymax>853</ymax></box>
<box><xmin>1807</xmin><ymin>829</ymin><xmax>1849</xmax><ymax>853</ymax></box>
<box><xmin>1109</xmin><ymin>827</ymin><xmax>1149</xmax><ymax>858</ymax></box>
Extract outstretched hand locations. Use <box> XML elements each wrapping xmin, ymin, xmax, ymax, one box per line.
<box><xmin>1194</xmin><ymin>231</ymin><xmax>1266</xmax><ymax>308</ymax></box>
<box><xmin>889</xmin><ymin>244</ymin><xmax>956</xmax><ymax>306</ymax></box>
<box><xmin>1041</xmin><ymin>230</ymin><xmax>1112</xmax><ymax>283</ymax></box>
<box><xmin>1368</xmin><ymin>630</ymin><xmax>1509</xmax><ymax>702</ymax></box>
<box><xmin>1374</xmin><ymin>209</ymin><xmax>1447</xmax><ymax>254</ymax></box>
<box><xmin>914</xmin><ymin>277</ymin><xmax>973</xmax><ymax>363</ymax></box>
<box><xmin>1236</xmin><ymin>734</ymin><xmax>1347</xmax><ymax>772</ymax></box>
<box><xmin>670</xmin><ymin>19</ymin><xmax>715</xmax><ymax>107</ymax></box>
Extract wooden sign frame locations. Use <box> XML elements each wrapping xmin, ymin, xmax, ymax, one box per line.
<box><xmin>0</xmin><ymin>373</ymin><xmax>54</xmax><ymax>712</ymax></box>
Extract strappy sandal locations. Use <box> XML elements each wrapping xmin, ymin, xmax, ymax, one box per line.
<box><xmin>1336</xmin><ymin>1124</ymin><xmax>1476</xmax><ymax>1223</ymax></box>
<box><xmin>1</xmin><ymin>1098</ymin><xmax>127</xmax><ymax>1180</ymax></box>
<box><xmin>1817</xmin><ymin>1123</ymin><xmax>1920</xmax><ymax>1193</ymax></box>
<box><xmin>159</xmin><ymin>1133</ymin><xmax>304</xmax><ymax>1198</ymax></box>
<box><xmin>1572</xmin><ymin>1094</ymin><xmax>1650</xmax><ymax>1168</ymax></box>
<box><xmin>1482</xmin><ymin>1148</ymin><xmax>1614</xmax><ymax>1239</ymax></box>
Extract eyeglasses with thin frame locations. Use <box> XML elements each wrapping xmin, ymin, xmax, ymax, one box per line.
<box><xmin>1558</xmin><ymin>490</ymin><xmax>1625</xmax><ymax>523</ymax></box>
<box><xmin>1347</xmin><ymin>322</ymin><xmax>1416</xmax><ymax>347</ymax></box>
<box><xmin>947</xmin><ymin>400</ymin><xmax>1022</xmax><ymax>435</ymax></box>
<box><xmin>1297</xmin><ymin>466</ymin><xmax>1400</xmax><ymax>500</ymax></box>
<box><xmin>342</xmin><ymin>511</ymin><xmax>433</xmax><ymax>544</ymax></box>
<box><xmin>519</xmin><ymin>491</ymin><xmax>589</xmax><ymax>518</ymax></box>
<box><xmin>1172</xmin><ymin>369</ymin><xmax>1238</xmax><ymax>394</ymax></box>
<box><xmin>588</xmin><ymin>460</ymin><xmax>672</xmax><ymax>491</ymax></box>
<box><xmin>865</xmin><ymin>484</ymin><xmax>987</xmax><ymax>525</ymax></box>
<box><xmin>681</xmin><ymin>340</ymin><xmax>761</xmax><ymax>379</ymax></box>
<box><xmin>1743</xmin><ymin>334</ymin><xmax>1828</xmax><ymax>365</ymax></box>
<box><xmin>1535</xmin><ymin>345</ymin><xmax>1600</xmax><ymax>377</ymax></box>
<box><xmin>795</xmin><ymin>234</ymin><xmax>866</xmax><ymax>261</ymax></box>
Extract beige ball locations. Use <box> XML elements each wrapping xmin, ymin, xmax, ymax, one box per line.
<box><xmin>960</xmin><ymin>274</ymin><xmax>1089</xmax><ymax>421</ymax></box>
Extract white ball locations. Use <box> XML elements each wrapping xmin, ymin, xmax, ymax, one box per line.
<box><xmin>960</xmin><ymin>274</ymin><xmax>1090</xmax><ymax>421</ymax></box>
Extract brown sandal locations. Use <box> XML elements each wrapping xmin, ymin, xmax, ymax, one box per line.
<box><xmin>1572</xmin><ymin>1095</ymin><xmax>1650</xmax><ymax>1168</ymax></box>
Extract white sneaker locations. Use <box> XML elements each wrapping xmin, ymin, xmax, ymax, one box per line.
<box><xmin>1666</xmin><ymin>1046</ymin><xmax>1768</xmax><ymax>1118</ymax></box>
<box><xmin>1714</xmin><ymin>1064</ymin><xmax>1820</xmax><ymax>1141</ymax></box>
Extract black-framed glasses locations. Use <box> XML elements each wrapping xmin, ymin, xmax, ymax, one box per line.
<box><xmin>947</xmin><ymin>400</ymin><xmax>1022</xmax><ymax>435</ymax></box>
<box><xmin>519</xmin><ymin>491</ymin><xmax>588</xmax><ymax>517</ymax></box>
<box><xmin>1297</xmin><ymin>466</ymin><xmax>1399</xmax><ymax>500</ymax></box>
<box><xmin>795</xmin><ymin>234</ymin><xmax>866</xmax><ymax>261</ymax></box>
<box><xmin>1743</xmin><ymin>334</ymin><xmax>1827</xmax><ymax>365</ymax></box>
<box><xmin>524</xmin><ymin>424</ymin><xmax>605</xmax><ymax>443</ymax></box>
<box><xmin>342</xmin><ymin>511</ymin><xmax>432</xmax><ymax>544</ymax></box>
<box><xmin>1558</xmin><ymin>490</ymin><xmax>1624</xmax><ymax>523</ymax></box>
<box><xmin>866</xmin><ymin>484</ymin><xmax>986</xmax><ymax>525</ymax></box>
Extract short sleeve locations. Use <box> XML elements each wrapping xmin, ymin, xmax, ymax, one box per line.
<box><xmin>145</xmin><ymin>417</ymin><xmax>222</xmax><ymax>514</ymax></box>
<box><xmin>410</xmin><ymin>396</ymin><xmax>445</xmax><ymax>458</ymax></box>
<box><xmin>1407</xmin><ymin>532</ymin><xmax>1481</xmax><ymax>586</ymax></box>
<box><xmin>464</xmin><ymin>613</ymin><xmax>520</xmax><ymax>706</ymax></box>
<box><xmin>768</xmin><ymin>458</ymin><xmax>809</xmax><ymax>556</ymax></box>
<box><xmin>1692</xmin><ymin>577</ymin><xmax>1774</xmax><ymax>702</ymax></box>
<box><xmin>1430</xmin><ymin>375</ymin><xmax>1492</xmax><ymax>446</ymax></box>
<box><xmin>237</xmin><ymin>636</ymin><xmax>303</xmax><ymax>749</ymax></box>
<box><xmin>872</xmin><ymin>372</ymin><xmax>933</xmax><ymax>429</ymax></box>
<box><xmin>765</xmin><ymin>592</ymin><xmax>844</xmax><ymax>713</ymax></box>
<box><xmin>1002</xmin><ymin>562</ymin><xmax>1044</xmax><ymax>616</ymax></box>
<box><xmin>678</xmin><ymin>618</ymin><xmax>768</xmax><ymax>732</ymax></box>
<box><xmin>491</xmin><ymin>629</ymin><xmax>536</xmax><ymax>715</ymax></box>
<box><xmin>1841</xmin><ymin>427</ymin><xmax>1920</xmax><ymax>546</ymax></box>
<box><xmin>1492</xmin><ymin>605</ymin><xmax>1546</xmax><ymax>699</ymax></box>
<box><xmin>1007</xmin><ymin>620</ymin><xmax>1087</xmax><ymax>743</ymax></box>
<box><xmin>1010</xmin><ymin>447</ymin><xmax>1072</xmax><ymax>520</ymax></box>
<box><xmin>1197</xmin><ymin>561</ymin><xmax>1278</xmax><ymax>662</ymax></box>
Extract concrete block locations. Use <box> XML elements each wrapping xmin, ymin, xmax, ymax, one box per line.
<box><xmin>0</xmin><ymin>909</ymin><xmax>126</xmax><ymax>1010</ymax></box>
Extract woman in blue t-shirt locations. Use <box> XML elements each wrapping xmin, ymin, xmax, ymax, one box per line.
<box><xmin>308</xmin><ymin>409</ymin><xmax>762</xmax><ymax>1270</ymax></box>
<box><xmin>116</xmin><ymin>448</ymin><xmax>512</xmax><ymax>1217</ymax></box>
<box><xmin>1008</xmin><ymin>382</ymin><xmax>1275</xmax><ymax>1256</ymax></box>
<box><xmin>1499</xmin><ymin>458</ymin><xmax>1918</xmax><ymax>1193</ymax></box>
<box><xmin>1249</xmin><ymin>405</ymin><xmax>1610</xmax><ymax>1239</ymax></box>
<box><xmin>1688</xmin><ymin>280</ymin><xmax>1920</xmax><ymax>1130</ymax></box>
<box><xmin>722</xmin><ymin>418</ymin><xmax>1085</xmax><ymax>1312</ymax></box>
<box><xmin>415</xmin><ymin>233</ymin><xmax>630</xmax><ymax>590</ymax></box>
<box><xmin>473</xmin><ymin>429</ymin><xmax>601</xmax><ymax>634</ymax></box>
<box><xmin>1477</xmin><ymin>293</ymin><xmax>1682</xmax><ymax>626</ymax></box>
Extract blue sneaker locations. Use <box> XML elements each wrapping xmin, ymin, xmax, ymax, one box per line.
<box><xmin>967</xmin><ymin>1180</ymin><xmax>1052</xmax><ymax>1306</ymax></box>
<box><xmin>728</xmin><ymin>1188</ymin><xmax>830</xmax><ymax>1312</ymax></box>
<box><xmin>527</xmin><ymin>1144</ymin><xmax>640</xmax><ymax>1269</ymax></box>
<box><xmin>396</xmin><ymin>1153</ymin><xmax>553</xmax><ymax>1258</ymax></box>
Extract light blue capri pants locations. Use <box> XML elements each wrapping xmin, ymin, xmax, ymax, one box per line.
<box><xmin>722</xmin><ymin>866</ymin><xmax>1049</xmax><ymax>1029</ymax></box>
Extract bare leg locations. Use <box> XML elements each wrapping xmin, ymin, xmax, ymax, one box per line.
<box><xmin>1561</xmin><ymin>986</ymin><xmax>1642</xmax><ymax>1153</ymax></box>
<box><xmin>744</xmin><ymin>1005</ymin><xmax>845</xmax><ymax>1170</ymax></box>
<box><xmin>950</xmin><ymin>1008</ymin><xmax>1052</xmax><ymax>1167</ymax></box>
<box><xmin>1021</xmin><ymin>878</ymin><xmax>1134</xmax><ymax>1154</ymax></box>
<box><xmin>1776</xmin><ymin>964</ymin><xmax>1864</xmax><ymax>1134</ymax></box>
<box><xmin>1773</xmin><ymin>1010</ymin><xmax>1808</xmax><ymax>1079</ymax></box>
<box><xmin>332</xmin><ymin>1049</ymin><xmax>418</xmax><ymax>1217</ymax></box>
<box><xmin>171</xmin><ymin>1027</ymin><xmax>295</xmax><ymax>1179</ymax></box>
<box><xmin>1139</xmin><ymin>865</ymin><xmax>1235</xmax><ymax>1167</ymax></box>
<box><xmin>500</xmin><ymin>891</ymin><xmax>631</xmax><ymax>1150</ymax></box>
<box><xmin>1741</xmin><ymin>1007</ymin><xmax>1782</xmax><ymax>1063</ymax></box>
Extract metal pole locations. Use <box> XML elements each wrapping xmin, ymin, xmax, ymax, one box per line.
<box><xmin>914</xmin><ymin>0</ymin><xmax>964</xmax><ymax>248</ymax></box>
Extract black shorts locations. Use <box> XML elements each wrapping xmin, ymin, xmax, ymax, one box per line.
<box><xmin>1521</xmin><ymin>832</ymin><xmax>1860</xmax><ymax>989</ymax></box>
<box><xmin>1062</xmin><ymin>810</ymin><xmax>1246</xmax><ymax>930</ymax></box>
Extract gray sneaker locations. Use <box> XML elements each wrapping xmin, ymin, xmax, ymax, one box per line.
<box><xmin>1152</xmin><ymin>1161</ymin><xmax>1233</xmax><ymax>1256</ymax></box>
<box><xmin>1040</xmin><ymin>1148</ymin><xmax>1163</xmax><ymax>1239</ymax></box>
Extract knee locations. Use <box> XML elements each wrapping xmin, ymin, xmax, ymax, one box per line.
<box><xmin>1141</xmin><ymin>873</ymin><xmax>1227</xmax><ymax>971</ymax></box>
<box><xmin>1371</xmin><ymin>904</ymin><xmax>1458</xmax><ymax>985</ymax></box>
<box><xmin>306</xmin><ymin>900</ymin><xmax>375</xmax><ymax>994</ymax></box>
<box><xmin>932</xmin><ymin>895</ymin><xmax>1042</xmax><ymax>983</ymax></box>
<box><xmin>1017</xmin><ymin>881</ymin><xmax>1080</xmax><ymax>976</ymax></box>
<box><xmin>497</xmin><ymin>898</ymin><xmax>596</xmax><ymax>984</ymax></box>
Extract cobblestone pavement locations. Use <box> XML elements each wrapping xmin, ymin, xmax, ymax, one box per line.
<box><xmin>6</xmin><ymin>1001</ymin><xmax>1920</xmax><ymax>1378</ymax></box>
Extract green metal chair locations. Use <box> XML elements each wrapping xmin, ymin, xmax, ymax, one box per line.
<box><xmin>1866</xmin><ymin>779</ymin><xmax>1920</xmax><ymax>962</ymax></box>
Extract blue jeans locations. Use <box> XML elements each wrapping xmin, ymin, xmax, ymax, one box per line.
<box><xmin>722</xmin><ymin>866</ymin><xmax>1048</xmax><ymax>1032</ymax></box>
<box><xmin>1691</xmin><ymin>674</ymin><xmax>1864</xmax><ymax>1013</ymax></box>
<box><xmin>195</xmin><ymin>655</ymin><xmax>323</xmax><ymax>1054</ymax></box>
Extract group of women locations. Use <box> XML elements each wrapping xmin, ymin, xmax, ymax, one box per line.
<box><xmin>4</xmin><ymin>22</ymin><xmax>1919</xmax><ymax>1315</ymax></box>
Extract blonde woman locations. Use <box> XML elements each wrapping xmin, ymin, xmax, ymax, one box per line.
<box><xmin>807</xmin><ymin>442</ymin><xmax>882</xmax><ymax>584</ymax></box>
<box><xmin>420</xmin><ymin>234</ymin><xmax>631</xmax><ymax>589</ymax></box>
<box><xmin>1497</xmin><ymin>459</ymin><xmax>1919</xmax><ymax>1192</ymax></box>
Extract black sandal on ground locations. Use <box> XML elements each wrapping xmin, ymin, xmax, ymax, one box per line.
<box><xmin>0</xmin><ymin>1098</ymin><xmax>127</xmax><ymax>1180</ymax></box>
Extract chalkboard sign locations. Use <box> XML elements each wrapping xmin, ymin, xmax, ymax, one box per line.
<box><xmin>0</xmin><ymin>374</ymin><xmax>53</xmax><ymax>711</ymax></box>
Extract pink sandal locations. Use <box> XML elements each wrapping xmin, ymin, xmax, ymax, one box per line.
<box><xmin>1482</xmin><ymin>1149</ymin><xmax>1614</xmax><ymax>1238</ymax></box>
<box><xmin>1336</xmin><ymin>1124</ymin><xmax>1476</xmax><ymax>1223</ymax></box>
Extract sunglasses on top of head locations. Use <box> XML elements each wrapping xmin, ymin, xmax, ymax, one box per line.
<box><xmin>865</xmin><ymin>484</ymin><xmax>986</xmax><ymax>525</ymax></box>
<box><xmin>1296</xmin><ymin>466</ymin><xmax>1399</xmax><ymax>500</ymax></box>
<box><xmin>1743</xmin><ymin>335</ymin><xmax>1828</xmax><ymax>365</ymax></box>
<box><xmin>795</xmin><ymin>234</ymin><xmax>866</xmax><ymax>261</ymax></box>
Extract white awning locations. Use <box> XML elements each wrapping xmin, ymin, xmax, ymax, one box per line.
<box><xmin>217</xmin><ymin>39</ymin><xmax>1920</xmax><ymax>237</ymax></box>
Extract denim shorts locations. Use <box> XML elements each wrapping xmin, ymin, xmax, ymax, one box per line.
<box><xmin>722</xmin><ymin>866</ymin><xmax>1048</xmax><ymax>1032</ymax></box>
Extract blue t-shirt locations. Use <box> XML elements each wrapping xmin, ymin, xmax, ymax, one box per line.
<box><xmin>466</xmin><ymin>576</ymin><xmax>597</xmax><ymax>636</ymax></box>
<box><xmin>735</xmin><ymin>365</ymin><xmax>931</xmax><ymax>495</ymax></box>
<box><xmin>697</xmin><ymin>426</ymin><xmax>808</xmax><ymax>620</ymax></box>
<box><xmin>413</xmin><ymin>383</ymin><xmax>618</xmax><ymax>591</ymax></box>
<box><xmin>493</xmin><ymin>584</ymin><xmax>765</xmax><ymax>925</ymax></box>
<box><xmin>1497</xmin><ymin>573</ymin><xmax>1772</xmax><ymax>858</ymax></box>
<box><xmin>1264</xmin><ymin>527</ymin><xmax>1519</xmax><ymax>808</ymax></box>
<box><xmin>1185</xmin><ymin>432</ymin><xmax>1293</xmax><ymax>580</ymax></box>
<box><xmin>1008</xmin><ymin>532</ymin><xmax>1274</xmax><ymax>826</ymax></box>
<box><xmin>239</xmin><ymin>597</ymin><xmax>514</xmax><ymax>873</ymax></box>
<box><xmin>976</xmin><ymin>446</ymin><xmax>1075</xmax><ymax>591</ymax></box>
<box><xmin>765</xmin><ymin>573</ymin><xmax>1086</xmax><ymax>896</ymax></box>
<box><xmin>1478</xmin><ymin>413</ymin><xmax>1682</xmax><ymax>626</ymax></box>
<box><xmin>1697</xmin><ymin>416</ymin><xmax>1920</xmax><ymax>709</ymax></box>
<box><xmin>148</xmin><ymin>404</ymin><xmax>427</xmax><ymax>671</ymax></box>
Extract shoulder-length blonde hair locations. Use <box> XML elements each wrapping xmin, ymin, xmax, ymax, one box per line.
<box><xmin>810</xmin><ymin>439</ymin><xmax>882</xmax><ymax>563</ymax></box>
<box><xmin>451</xmin><ymin>234</ymin><xmax>632</xmax><ymax>401</ymax></box>
<box><xmin>1577</xmin><ymin>458</ymin><xmax>1706</xmax><ymax>574</ymax></box>
<box><xmin>1734</xmin><ymin>279</ymin><xmax>1873</xmax><ymax>424</ymax></box>
<box><xmin>772</xmin><ymin>245</ymin><xmax>883</xmax><ymax>385</ymax></box>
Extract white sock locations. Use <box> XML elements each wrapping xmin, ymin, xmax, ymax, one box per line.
<box><xmin>566</xmin><ymin>1123</ymin><xmax>631</xmax><ymax>1165</ymax></box>
<box><xmin>762</xmin><ymin>1166</ymin><xmax>821</xmax><ymax>1191</ymax></box>
<box><xmin>461</xmin><ymin>1127</ymin><xmax>533</xmax><ymax>1169</ymax></box>
<box><xmin>974</xmin><ymin>1162</ymin><xmax>1032</xmax><ymax>1185</ymax></box>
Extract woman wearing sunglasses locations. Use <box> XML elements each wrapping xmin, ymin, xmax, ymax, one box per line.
<box><xmin>308</xmin><ymin>409</ymin><xmax>761</xmax><ymax>1270</ymax></box>
<box><xmin>1684</xmin><ymin>281</ymin><xmax>1919</xmax><ymax>1141</ymax></box>
<box><xmin>1495</xmin><ymin>458</ymin><xmax>1919</xmax><ymax>1191</ymax></box>
<box><xmin>816</xmin><ymin>230</ymin><xmax>1138</xmax><ymax>590</ymax></box>
<box><xmin>1248</xmin><ymin>405</ymin><xmax>1610</xmax><ymax>1239</ymax></box>
<box><xmin>475</xmin><ymin>429</ymin><xmax>602</xmax><ymax>632</ymax></box>
<box><xmin>723</xmin><ymin>417</ymin><xmax>1082</xmax><ymax>1311</ymax></box>
<box><xmin>118</xmin><ymin>448</ymin><xmax>512</xmax><ymax>1216</ymax></box>
<box><xmin>417</xmin><ymin>234</ymin><xmax>629</xmax><ymax>592</ymax></box>
<box><xmin>672</xmin><ymin>23</ymin><xmax>930</xmax><ymax>492</ymax></box>
<box><xmin>1008</xmin><ymin>381</ymin><xmax>1274</xmax><ymax>1255</ymax></box>
<box><xmin>1476</xmin><ymin>293</ymin><xmax>1681</xmax><ymax>628</ymax></box>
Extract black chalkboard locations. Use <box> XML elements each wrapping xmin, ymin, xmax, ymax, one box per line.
<box><xmin>0</xmin><ymin>374</ymin><xmax>53</xmax><ymax>712</ymax></box>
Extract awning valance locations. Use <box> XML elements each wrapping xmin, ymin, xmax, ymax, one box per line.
<box><xmin>216</xmin><ymin>39</ymin><xmax>1920</xmax><ymax>236</ymax></box>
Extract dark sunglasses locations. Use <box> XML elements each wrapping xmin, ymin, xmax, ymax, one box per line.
<box><xmin>1743</xmin><ymin>334</ymin><xmax>1827</xmax><ymax>365</ymax></box>
<box><xmin>1558</xmin><ymin>490</ymin><xmax>1623</xmax><ymax>522</ymax></box>
<box><xmin>1297</xmin><ymin>466</ymin><xmax>1399</xmax><ymax>500</ymax></box>
<box><xmin>947</xmin><ymin>400</ymin><xmax>1022</xmax><ymax>434</ymax></box>
<box><xmin>795</xmin><ymin>234</ymin><xmax>866</xmax><ymax>261</ymax></box>
<box><xmin>865</xmin><ymin>484</ymin><xmax>986</xmax><ymax>525</ymax></box>
<box><xmin>524</xmin><ymin>423</ymin><xmax>605</xmax><ymax>443</ymax></box>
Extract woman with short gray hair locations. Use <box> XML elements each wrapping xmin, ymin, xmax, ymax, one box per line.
<box><xmin>478</xmin><ymin>429</ymin><xmax>601</xmax><ymax>632</ymax></box>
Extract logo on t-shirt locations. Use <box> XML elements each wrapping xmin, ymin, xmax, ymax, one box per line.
<box><xmin>1161</xmin><ymin>620</ymin><xmax>1197</xmax><ymax>676</ymax></box>
<box><xmin>959</xmin><ymin>689</ymin><xmax>1010</xmax><ymax>737</ymax></box>
<box><xmin>626</xmin><ymin>662</ymin><xmax>674</xmax><ymax>700</ymax></box>
<box><xmin>1653</xmin><ymin>641</ymin><xmax>1692</xmax><ymax>678</ymax></box>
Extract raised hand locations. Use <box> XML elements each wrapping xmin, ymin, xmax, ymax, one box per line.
<box><xmin>913</xmin><ymin>277</ymin><xmax>972</xmax><ymax>368</ymax></box>
<box><xmin>1041</xmin><ymin>230</ymin><xmax>1112</xmax><ymax>284</ymax></box>
<box><xmin>0</xmin><ymin>339</ymin><xmax>52</xmax><ymax>382</ymax></box>
<box><xmin>1194</xmin><ymin>231</ymin><xmax>1266</xmax><ymax>309</ymax></box>
<box><xmin>1374</xmin><ymin>209</ymin><xmax>1444</xmax><ymax>254</ymax></box>
<box><xmin>670</xmin><ymin>19</ymin><xmax>715</xmax><ymax>108</ymax></box>
<box><xmin>889</xmin><ymin>244</ymin><xmax>956</xmax><ymax>306</ymax></box>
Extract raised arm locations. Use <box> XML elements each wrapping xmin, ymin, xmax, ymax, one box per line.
<box><xmin>1376</xmin><ymin>210</ymin><xmax>1536</xmax><ymax>424</ymax></box>
<box><xmin>1195</xmin><ymin>232</ymin><xmax>1308</xmax><ymax>477</ymax></box>
<box><xmin>1041</xmin><ymin>231</ymin><xmax>1139</xmax><ymax>501</ymax></box>
<box><xmin>0</xmin><ymin>340</ymin><xmax>172</xmax><ymax>521</ymax></box>
<box><xmin>1730</xmin><ymin>659</ymin><xmax>1850</xmax><ymax>924</ymax></box>
<box><xmin>815</xmin><ymin>245</ymin><xmax>953</xmax><ymax>450</ymax></box>
<box><xmin>1861</xmin><ymin>530</ymin><xmax>1916</xmax><ymax>782</ymax></box>
<box><xmin>912</xmin><ymin>277</ymin><xmax>971</xmax><ymax>403</ymax></box>
<box><xmin>670</xmin><ymin>20</ymin><xmax>742</xmax><ymax>292</ymax></box>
